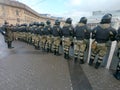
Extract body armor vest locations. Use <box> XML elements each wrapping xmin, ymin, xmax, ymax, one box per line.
<box><xmin>95</xmin><ymin>26</ymin><xmax>110</xmax><ymax>43</ymax></box>
<box><xmin>62</xmin><ymin>24</ymin><xmax>73</xmax><ymax>37</ymax></box>
<box><xmin>52</xmin><ymin>25</ymin><xmax>61</xmax><ymax>37</ymax></box>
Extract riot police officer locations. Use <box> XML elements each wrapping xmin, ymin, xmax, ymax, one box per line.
<box><xmin>12</xmin><ymin>24</ymin><xmax>17</xmax><ymax>41</ymax></box>
<box><xmin>3</xmin><ymin>21</ymin><xmax>14</xmax><ymax>49</ymax></box>
<box><xmin>31</xmin><ymin>22</ymin><xmax>38</xmax><ymax>45</ymax></box>
<box><xmin>22</xmin><ymin>24</ymin><xmax>28</xmax><ymax>42</ymax></box>
<box><xmin>52</xmin><ymin>20</ymin><xmax>62</xmax><ymax>55</ymax></box>
<box><xmin>44</xmin><ymin>20</ymin><xmax>53</xmax><ymax>52</ymax></box>
<box><xmin>34</xmin><ymin>22</ymin><xmax>41</xmax><ymax>49</ymax></box>
<box><xmin>89</xmin><ymin>13</ymin><xmax>117</xmax><ymax>69</ymax></box>
<box><xmin>15</xmin><ymin>24</ymin><xmax>21</xmax><ymax>41</ymax></box>
<box><xmin>17</xmin><ymin>24</ymin><xmax>24</xmax><ymax>41</ymax></box>
<box><xmin>74</xmin><ymin>17</ymin><xmax>91</xmax><ymax>64</ymax></box>
<box><xmin>39</xmin><ymin>22</ymin><xmax>46</xmax><ymax>50</ymax></box>
<box><xmin>27</xmin><ymin>23</ymin><xmax>33</xmax><ymax>44</ymax></box>
<box><xmin>114</xmin><ymin>27</ymin><xmax>120</xmax><ymax>80</ymax></box>
<box><xmin>61</xmin><ymin>18</ymin><xmax>74</xmax><ymax>59</ymax></box>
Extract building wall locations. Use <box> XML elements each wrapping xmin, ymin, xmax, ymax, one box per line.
<box><xmin>0</xmin><ymin>0</ymin><xmax>65</xmax><ymax>26</ymax></box>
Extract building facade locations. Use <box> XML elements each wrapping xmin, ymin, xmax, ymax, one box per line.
<box><xmin>0</xmin><ymin>0</ymin><xmax>65</xmax><ymax>26</ymax></box>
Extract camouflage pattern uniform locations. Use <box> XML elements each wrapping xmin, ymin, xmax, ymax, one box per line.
<box><xmin>27</xmin><ymin>23</ymin><xmax>33</xmax><ymax>44</ymax></box>
<box><xmin>74</xmin><ymin>17</ymin><xmax>91</xmax><ymax>64</ymax></box>
<box><xmin>12</xmin><ymin>25</ymin><xmax>18</xmax><ymax>40</ymax></box>
<box><xmin>4</xmin><ymin>22</ymin><xmax>14</xmax><ymax>49</ymax></box>
<box><xmin>44</xmin><ymin>20</ymin><xmax>53</xmax><ymax>52</ymax></box>
<box><xmin>52</xmin><ymin>20</ymin><xmax>62</xmax><ymax>55</ymax></box>
<box><xmin>39</xmin><ymin>22</ymin><xmax>46</xmax><ymax>50</ymax></box>
<box><xmin>17</xmin><ymin>24</ymin><xmax>25</xmax><ymax>41</ymax></box>
<box><xmin>31</xmin><ymin>22</ymin><xmax>37</xmax><ymax>45</ymax></box>
<box><xmin>15</xmin><ymin>24</ymin><xmax>21</xmax><ymax>41</ymax></box>
<box><xmin>34</xmin><ymin>22</ymin><xmax>41</xmax><ymax>49</ymax></box>
<box><xmin>61</xmin><ymin>18</ymin><xmax>74</xmax><ymax>59</ymax></box>
<box><xmin>89</xmin><ymin>14</ymin><xmax>117</xmax><ymax>69</ymax></box>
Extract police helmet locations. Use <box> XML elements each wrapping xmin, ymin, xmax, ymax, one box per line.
<box><xmin>21</xmin><ymin>23</ymin><xmax>27</xmax><ymax>26</ymax></box>
<box><xmin>66</xmin><ymin>18</ymin><xmax>72</xmax><ymax>24</ymax></box>
<box><xmin>33</xmin><ymin>22</ymin><xmax>38</xmax><ymax>25</ymax></box>
<box><xmin>21</xmin><ymin>24</ymin><xmax>24</xmax><ymax>26</ymax></box>
<box><xmin>37</xmin><ymin>22</ymin><xmax>40</xmax><ymax>26</ymax></box>
<box><xmin>46</xmin><ymin>20</ymin><xmax>51</xmax><ymax>25</ymax></box>
<box><xmin>79</xmin><ymin>17</ymin><xmax>87</xmax><ymax>24</ymax></box>
<box><xmin>100</xmin><ymin>13</ymin><xmax>112</xmax><ymax>24</ymax></box>
<box><xmin>29</xmin><ymin>23</ymin><xmax>32</xmax><ymax>26</ymax></box>
<box><xmin>4</xmin><ymin>21</ymin><xmax>9</xmax><ymax>25</ymax></box>
<box><xmin>41</xmin><ymin>22</ymin><xmax>45</xmax><ymax>26</ymax></box>
<box><xmin>55</xmin><ymin>20</ymin><xmax>60</xmax><ymax>25</ymax></box>
<box><xmin>35</xmin><ymin>22</ymin><xmax>39</xmax><ymax>26</ymax></box>
<box><xmin>24</xmin><ymin>23</ymin><xmax>27</xmax><ymax>26</ymax></box>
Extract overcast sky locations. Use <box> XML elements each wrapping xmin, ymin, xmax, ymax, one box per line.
<box><xmin>18</xmin><ymin>0</ymin><xmax>120</xmax><ymax>23</ymax></box>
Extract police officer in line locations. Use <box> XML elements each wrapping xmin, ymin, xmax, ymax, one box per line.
<box><xmin>33</xmin><ymin>22</ymin><xmax>41</xmax><ymax>49</ymax></box>
<box><xmin>12</xmin><ymin>24</ymin><xmax>17</xmax><ymax>41</ymax></box>
<box><xmin>27</xmin><ymin>23</ymin><xmax>33</xmax><ymax>44</ymax></box>
<box><xmin>22</xmin><ymin>24</ymin><xmax>28</xmax><ymax>42</ymax></box>
<box><xmin>15</xmin><ymin>24</ymin><xmax>22</xmax><ymax>41</ymax></box>
<box><xmin>17</xmin><ymin>24</ymin><xmax>24</xmax><ymax>41</ymax></box>
<box><xmin>74</xmin><ymin>17</ymin><xmax>91</xmax><ymax>64</ymax></box>
<box><xmin>25</xmin><ymin>24</ymin><xmax>31</xmax><ymax>43</ymax></box>
<box><xmin>52</xmin><ymin>20</ymin><xmax>62</xmax><ymax>55</ymax></box>
<box><xmin>15</xmin><ymin>24</ymin><xmax>21</xmax><ymax>41</ymax></box>
<box><xmin>61</xmin><ymin>18</ymin><xmax>74</xmax><ymax>59</ymax></box>
<box><xmin>114</xmin><ymin>27</ymin><xmax>120</xmax><ymax>80</ymax></box>
<box><xmin>39</xmin><ymin>22</ymin><xmax>46</xmax><ymax>50</ymax></box>
<box><xmin>2</xmin><ymin>21</ymin><xmax>14</xmax><ymax>49</ymax></box>
<box><xmin>31</xmin><ymin>22</ymin><xmax>38</xmax><ymax>45</ymax></box>
<box><xmin>89</xmin><ymin>13</ymin><xmax>117</xmax><ymax>69</ymax></box>
<box><xmin>24</xmin><ymin>24</ymin><xmax>29</xmax><ymax>42</ymax></box>
<box><xmin>44</xmin><ymin>20</ymin><xmax>53</xmax><ymax>52</ymax></box>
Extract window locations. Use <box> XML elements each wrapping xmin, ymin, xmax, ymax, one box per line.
<box><xmin>17</xmin><ymin>18</ymin><xmax>20</xmax><ymax>22</ymax></box>
<box><xmin>16</xmin><ymin>10</ymin><xmax>19</xmax><ymax>16</ymax></box>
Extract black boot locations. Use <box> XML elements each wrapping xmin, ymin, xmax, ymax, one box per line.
<box><xmin>50</xmin><ymin>45</ymin><xmax>53</xmax><ymax>53</ymax></box>
<box><xmin>47</xmin><ymin>48</ymin><xmax>49</xmax><ymax>52</ymax></box>
<box><xmin>54</xmin><ymin>50</ymin><xmax>56</xmax><ymax>55</ymax></box>
<box><xmin>114</xmin><ymin>71</ymin><xmax>120</xmax><ymax>80</ymax></box>
<box><xmin>7</xmin><ymin>41</ymin><xmax>10</xmax><ymax>48</ymax></box>
<box><xmin>95</xmin><ymin>62</ymin><xmax>101</xmax><ymax>69</ymax></box>
<box><xmin>42</xmin><ymin>47</ymin><xmax>45</xmax><ymax>51</ymax></box>
<box><xmin>35</xmin><ymin>46</ymin><xmax>38</xmax><ymax>49</ymax></box>
<box><xmin>66</xmin><ymin>54</ymin><xmax>69</xmax><ymax>59</ymax></box>
<box><xmin>79</xmin><ymin>59</ymin><xmax>84</xmax><ymax>64</ymax></box>
<box><xmin>50</xmin><ymin>49</ymin><xmax>53</xmax><ymax>53</ymax></box>
<box><xmin>64</xmin><ymin>53</ymin><xmax>66</xmax><ymax>59</ymax></box>
<box><xmin>37</xmin><ymin>46</ymin><xmax>40</xmax><ymax>50</ymax></box>
<box><xmin>35</xmin><ymin>46</ymin><xmax>40</xmax><ymax>50</ymax></box>
<box><xmin>74</xmin><ymin>57</ymin><xmax>78</xmax><ymax>63</ymax></box>
<box><xmin>8</xmin><ymin>41</ymin><xmax>14</xmax><ymax>49</ymax></box>
<box><xmin>114</xmin><ymin>61</ymin><xmax>120</xmax><ymax>80</ymax></box>
<box><xmin>56</xmin><ymin>51</ymin><xmax>60</xmax><ymax>56</ymax></box>
<box><xmin>89</xmin><ymin>59</ymin><xmax>94</xmax><ymax>66</ymax></box>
